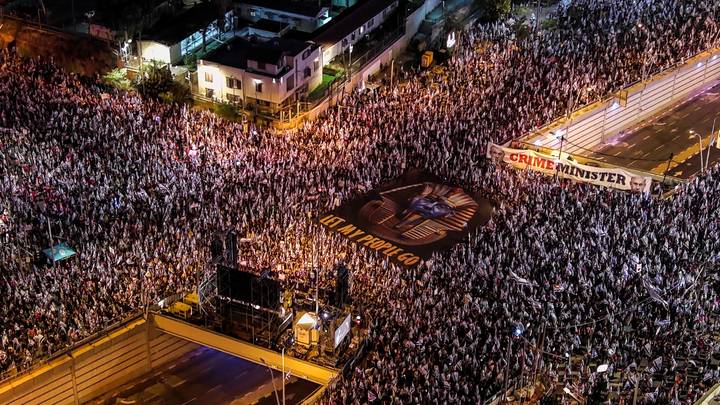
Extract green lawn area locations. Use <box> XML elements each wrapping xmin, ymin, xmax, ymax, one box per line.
<box><xmin>308</xmin><ymin>74</ymin><xmax>336</xmax><ymax>101</ymax></box>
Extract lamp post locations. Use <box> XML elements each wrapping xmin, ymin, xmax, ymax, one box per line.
<box><xmin>689</xmin><ymin>129</ymin><xmax>705</xmax><ymax>173</ymax></box>
<box><xmin>503</xmin><ymin>323</ymin><xmax>525</xmax><ymax>400</ymax></box>
<box><xmin>554</xmin><ymin>133</ymin><xmax>565</xmax><ymax>180</ymax></box>
<box><xmin>348</xmin><ymin>44</ymin><xmax>353</xmax><ymax>79</ymax></box>
<box><xmin>502</xmin><ymin>335</ymin><xmax>512</xmax><ymax>401</ymax></box>
<box><xmin>281</xmin><ymin>335</ymin><xmax>293</xmax><ymax>405</ymax></box>
<box><xmin>390</xmin><ymin>59</ymin><xmax>395</xmax><ymax>88</ymax></box>
<box><xmin>706</xmin><ymin>116</ymin><xmax>719</xmax><ymax>169</ymax></box>
<box><xmin>282</xmin><ymin>346</ymin><xmax>285</xmax><ymax>405</ymax></box>
<box><xmin>47</xmin><ymin>217</ymin><xmax>55</xmax><ymax>269</ymax></box>
<box><xmin>260</xmin><ymin>358</ymin><xmax>281</xmax><ymax>405</ymax></box>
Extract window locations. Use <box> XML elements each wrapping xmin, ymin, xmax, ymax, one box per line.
<box><xmin>205</xmin><ymin>23</ymin><xmax>219</xmax><ymax>40</ymax></box>
<box><xmin>304</xmin><ymin>67</ymin><xmax>311</xmax><ymax>78</ymax></box>
<box><xmin>314</xmin><ymin>60</ymin><xmax>320</xmax><ymax>71</ymax></box>
<box><xmin>302</xmin><ymin>49</ymin><xmax>312</xmax><ymax>60</ymax></box>
<box><xmin>181</xmin><ymin>31</ymin><xmax>203</xmax><ymax>56</ymax></box>
<box><xmin>342</xmin><ymin>38</ymin><xmax>348</xmax><ymax>47</ymax></box>
<box><xmin>368</xmin><ymin>18</ymin><xmax>374</xmax><ymax>28</ymax></box>
<box><xmin>226</xmin><ymin>77</ymin><xmax>241</xmax><ymax>89</ymax></box>
<box><xmin>204</xmin><ymin>72</ymin><xmax>213</xmax><ymax>83</ymax></box>
<box><xmin>255</xmin><ymin>82</ymin><xmax>263</xmax><ymax>93</ymax></box>
<box><xmin>226</xmin><ymin>94</ymin><xmax>241</xmax><ymax>103</ymax></box>
<box><xmin>258</xmin><ymin>61</ymin><xmax>266</xmax><ymax>70</ymax></box>
<box><xmin>205</xmin><ymin>88</ymin><xmax>214</xmax><ymax>98</ymax></box>
<box><xmin>286</xmin><ymin>75</ymin><xmax>295</xmax><ymax>91</ymax></box>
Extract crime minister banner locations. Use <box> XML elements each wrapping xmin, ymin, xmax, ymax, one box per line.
<box><xmin>318</xmin><ymin>172</ymin><xmax>493</xmax><ymax>267</ymax></box>
<box><xmin>486</xmin><ymin>144</ymin><xmax>652</xmax><ymax>193</ymax></box>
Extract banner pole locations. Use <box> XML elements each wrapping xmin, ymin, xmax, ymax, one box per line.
<box><xmin>554</xmin><ymin>135</ymin><xmax>565</xmax><ymax>180</ymax></box>
<box><xmin>662</xmin><ymin>153</ymin><xmax>674</xmax><ymax>187</ymax></box>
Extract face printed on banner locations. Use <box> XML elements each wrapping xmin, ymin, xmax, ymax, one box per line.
<box><xmin>317</xmin><ymin>173</ymin><xmax>493</xmax><ymax>267</ymax></box>
<box><xmin>489</xmin><ymin>145</ymin><xmax>505</xmax><ymax>163</ymax></box>
<box><xmin>630</xmin><ymin>176</ymin><xmax>647</xmax><ymax>193</ymax></box>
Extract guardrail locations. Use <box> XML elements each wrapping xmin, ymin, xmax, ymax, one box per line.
<box><xmin>696</xmin><ymin>381</ymin><xmax>720</xmax><ymax>404</ymax></box>
<box><xmin>0</xmin><ymin>311</ymin><xmax>142</xmax><ymax>385</ymax></box>
<box><xmin>519</xmin><ymin>48</ymin><xmax>720</xmax><ymax>154</ymax></box>
<box><xmin>149</xmin><ymin>312</ymin><xmax>339</xmax><ymax>385</ymax></box>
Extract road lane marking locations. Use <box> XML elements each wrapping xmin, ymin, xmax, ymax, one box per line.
<box><xmin>650</xmin><ymin>132</ymin><xmax>714</xmax><ymax>174</ymax></box>
<box><xmin>181</xmin><ymin>397</ymin><xmax>196</xmax><ymax>405</ymax></box>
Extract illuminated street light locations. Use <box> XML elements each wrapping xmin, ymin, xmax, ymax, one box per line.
<box><xmin>689</xmin><ymin>129</ymin><xmax>705</xmax><ymax>172</ymax></box>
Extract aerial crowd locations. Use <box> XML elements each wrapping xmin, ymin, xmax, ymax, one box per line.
<box><xmin>1</xmin><ymin>0</ymin><xmax>720</xmax><ymax>403</ymax></box>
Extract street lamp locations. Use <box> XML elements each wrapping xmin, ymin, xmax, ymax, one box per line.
<box><xmin>280</xmin><ymin>334</ymin><xmax>294</xmax><ymax>405</ymax></box>
<box><xmin>259</xmin><ymin>358</ymin><xmax>281</xmax><ymax>405</ymax></box>
<box><xmin>706</xmin><ymin>115</ymin><xmax>719</xmax><ymax>169</ymax></box>
<box><xmin>348</xmin><ymin>44</ymin><xmax>353</xmax><ymax>78</ymax></box>
<box><xmin>689</xmin><ymin>129</ymin><xmax>705</xmax><ymax>173</ymax></box>
<box><xmin>502</xmin><ymin>323</ymin><xmax>525</xmax><ymax>400</ymax></box>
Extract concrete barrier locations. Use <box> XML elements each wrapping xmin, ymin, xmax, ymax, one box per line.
<box><xmin>525</xmin><ymin>48</ymin><xmax>720</xmax><ymax>154</ymax></box>
<box><xmin>0</xmin><ymin>316</ymin><xmax>199</xmax><ymax>405</ymax></box>
<box><xmin>149</xmin><ymin>313</ymin><xmax>339</xmax><ymax>386</ymax></box>
<box><xmin>697</xmin><ymin>381</ymin><xmax>720</xmax><ymax>404</ymax></box>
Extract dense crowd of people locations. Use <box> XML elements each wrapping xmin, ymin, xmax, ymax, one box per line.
<box><xmin>1</xmin><ymin>0</ymin><xmax>720</xmax><ymax>402</ymax></box>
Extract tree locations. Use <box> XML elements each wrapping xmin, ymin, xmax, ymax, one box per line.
<box><xmin>213</xmin><ymin>102</ymin><xmax>238</xmax><ymax>120</ymax></box>
<box><xmin>102</xmin><ymin>68</ymin><xmax>132</xmax><ymax>91</ymax></box>
<box><xmin>511</xmin><ymin>15</ymin><xmax>532</xmax><ymax>42</ymax></box>
<box><xmin>134</xmin><ymin>61</ymin><xmax>173</xmax><ymax>99</ymax></box>
<box><xmin>183</xmin><ymin>53</ymin><xmax>198</xmax><ymax>71</ymax></box>
<box><xmin>159</xmin><ymin>80</ymin><xmax>192</xmax><ymax>104</ymax></box>
<box><xmin>133</xmin><ymin>61</ymin><xmax>191</xmax><ymax>103</ymax></box>
<box><xmin>477</xmin><ymin>0</ymin><xmax>511</xmax><ymax>22</ymax></box>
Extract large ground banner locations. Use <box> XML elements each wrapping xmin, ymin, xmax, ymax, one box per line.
<box><xmin>319</xmin><ymin>172</ymin><xmax>493</xmax><ymax>266</ymax></box>
<box><xmin>486</xmin><ymin>143</ymin><xmax>652</xmax><ymax>193</ymax></box>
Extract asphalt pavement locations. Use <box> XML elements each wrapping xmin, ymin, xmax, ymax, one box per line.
<box><xmin>93</xmin><ymin>347</ymin><xmax>320</xmax><ymax>405</ymax></box>
<box><xmin>586</xmin><ymin>82</ymin><xmax>720</xmax><ymax>179</ymax></box>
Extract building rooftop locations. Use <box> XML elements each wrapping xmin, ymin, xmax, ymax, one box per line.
<box><xmin>237</xmin><ymin>0</ymin><xmax>326</xmax><ymax>18</ymax></box>
<box><xmin>143</xmin><ymin>3</ymin><xmax>229</xmax><ymax>45</ymax></box>
<box><xmin>281</xmin><ymin>28</ymin><xmax>314</xmax><ymax>42</ymax></box>
<box><xmin>251</xmin><ymin>18</ymin><xmax>291</xmax><ymax>34</ymax></box>
<box><xmin>312</xmin><ymin>0</ymin><xmax>396</xmax><ymax>46</ymax></box>
<box><xmin>202</xmin><ymin>36</ymin><xmax>316</xmax><ymax>74</ymax></box>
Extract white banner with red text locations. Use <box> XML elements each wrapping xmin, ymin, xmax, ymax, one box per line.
<box><xmin>486</xmin><ymin>144</ymin><xmax>652</xmax><ymax>193</ymax></box>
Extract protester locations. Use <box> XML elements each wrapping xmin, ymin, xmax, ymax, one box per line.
<box><xmin>1</xmin><ymin>0</ymin><xmax>719</xmax><ymax>402</ymax></box>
